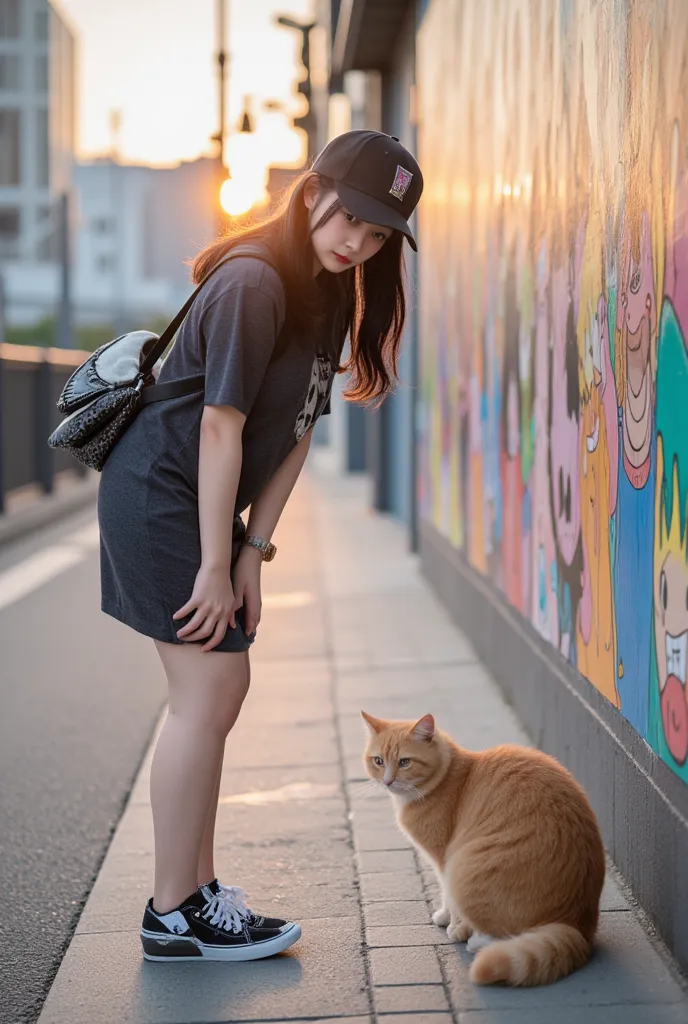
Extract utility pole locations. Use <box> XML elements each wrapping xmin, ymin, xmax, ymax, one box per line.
<box><xmin>214</xmin><ymin>0</ymin><xmax>229</xmax><ymax>178</ymax></box>
<box><xmin>109</xmin><ymin>109</ymin><xmax>126</xmax><ymax>337</ymax></box>
<box><xmin>0</xmin><ymin>271</ymin><xmax>5</xmax><ymax>344</ymax></box>
<box><xmin>56</xmin><ymin>192</ymin><xmax>73</xmax><ymax>348</ymax></box>
<box><xmin>275</xmin><ymin>16</ymin><xmax>317</xmax><ymax>163</ymax></box>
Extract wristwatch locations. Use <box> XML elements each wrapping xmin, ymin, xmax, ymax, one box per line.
<box><xmin>243</xmin><ymin>534</ymin><xmax>277</xmax><ymax>562</ymax></box>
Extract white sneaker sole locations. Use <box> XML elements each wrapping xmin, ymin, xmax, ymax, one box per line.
<box><xmin>141</xmin><ymin>922</ymin><xmax>301</xmax><ymax>962</ymax></box>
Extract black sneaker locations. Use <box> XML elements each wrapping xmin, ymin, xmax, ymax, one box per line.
<box><xmin>201</xmin><ymin>879</ymin><xmax>289</xmax><ymax>930</ymax></box>
<box><xmin>140</xmin><ymin>888</ymin><xmax>301</xmax><ymax>962</ymax></box>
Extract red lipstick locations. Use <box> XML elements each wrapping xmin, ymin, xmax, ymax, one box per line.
<box><xmin>334</xmin><ymin>253</ymin><xmax>352</xmax><ymax>265</ymax></box>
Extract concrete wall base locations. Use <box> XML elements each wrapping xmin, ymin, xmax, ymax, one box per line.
<box><xmin>420</xmin><ymin>519</ymin><xmax>688</xmax><ymax>975</ymax></box>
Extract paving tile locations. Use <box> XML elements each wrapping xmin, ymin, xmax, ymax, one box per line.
<box><xmin>366</xmin><ymin>924</ymin><xmax>456</xmax><ymax>947</ymax></box>
<box><xmin>600</xmin><ymin>872</ymin><xmax>632</xmax><ymax>912</ymax></box>
<box><xmin>218</xmin><ymin>762</ymin><xmax>343</xmax><ymax>797</ymax></box>
<box><xmin>354</xmin><ymin>828</ymin><xmax>412</xmax><ymax>852</ymax></box>
<box><xmin>307</xmin><ymin>1019</ymin><xmax>372</xmax><ymax>1024</ymax></box>
<box><xmin>374</xmin><ymin>984</ymin><xmax>450</xmax><ymax>1013</ymax></box>
<box><xmin>349</xmin><ymin>809</ymin><xmax>398</xmax><ymax>831</ymax></box>
<box><xmin>369</xmin><ymin>946</ymin><xmax>444</xmax><ymax>986</ymax></box>
<box><xmin>338</xmin><ymin>664</ymin><xmax>483</xmax><ymax>703</ymax></box>
<box><xmin>362</xmin><ymin>900</ymin><xmax>432</xmax><ymax>927</ymax></box>
<box><xmin>39</xmin><ymin>918</ymin><xmax>368</xmax><ymax>1024</ymax></box>
<box><xmin>360</xmin><ymin>871</ymin><xmax>425</xmax><ymax>902</ymax></box>
<box><xmin>378</xmin><ymin>1016</ymin><xmax>454</xmax><ymax>1024</ymax></box>
<box><xmin>456</xmin><ymin>1008</ymin><xmax>688</xmax><ymax>1024</ymax></box>
<box><xmin>438</xmin><ymin>912</ymin><xmax>688</xmax><ymax>1011</ymax></box>
<box><xmin>223</xmin><ymin>720</ymin><xmax>340</xmax><ymax>769</ymax></box>
<box><xmin>347</xmin><ymin>788</ymin><xmax>393</xmax><ymax>812</ymax></box>
<box><xmin>356</xmin><ymin>849</ymin><xmax>417</xmax><ymax>874</ymax></box>
<box><xmin>345</xmin><ymin>757</ymin><xmax>371</xmax><ymax>782</ymax></box>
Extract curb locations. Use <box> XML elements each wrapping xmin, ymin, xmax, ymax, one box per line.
<box><xmin>0</xmin><ymin>473</ymin><xmax>100</xmax><ymax>549</ymax></box>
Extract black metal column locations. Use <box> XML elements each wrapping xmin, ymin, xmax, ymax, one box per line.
<box><xmin>35</xmin><ymin>356</ymin><xmax>54</xmax><ymax>494</ymax></box>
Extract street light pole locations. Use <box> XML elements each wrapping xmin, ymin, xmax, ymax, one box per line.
<box><xmin>275</xmin><ymin>15</ymin><xmax>317</xmax><ymax>162</ymax></box>
<box><xmin>56</xmin><ymin>192</ymin><xmax>73</xmax><ymax>348</ymax></box>
<box><xmin>216</xmin><ymin>0</ymin><xmax>228</xmax><ymax>178</ymax></box>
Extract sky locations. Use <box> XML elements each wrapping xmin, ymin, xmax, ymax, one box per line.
<box><xmin>54</xmin><ymin>0</ymin><xmax>316</xmax><ymax>171</ymax></box>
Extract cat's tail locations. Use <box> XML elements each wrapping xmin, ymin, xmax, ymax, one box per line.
<box><xmin>470</xmin><ymin>923</ymin><xmax>591</xmax><ymax>987</ymax></box>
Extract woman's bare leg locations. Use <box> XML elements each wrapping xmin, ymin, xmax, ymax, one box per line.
<box><xmin>150</xmin><ymin>641</ymin><xmax>250</xmax><ymax>913</ymax></box>
<box><xmin>197</xmin><ymin>652</ymin><xmax>251</xmax><ymax>887</ymax></box>
<box><xmin>197</xmin><ymin>761</ymin><xmax>222</xmax><ymax>887</ymax></box>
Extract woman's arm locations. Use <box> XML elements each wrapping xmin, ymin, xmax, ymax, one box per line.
<box><xmin>198</xmin><ymin>405</ymin><xmax>245</xmax><ymax>570</ymax></box>
<box><xmin>247</xmin><ymin>428</ymin><xmax>313</xmax><ymax>541</ymax></box>
<box><xmin>173</xmin><ymin>404</ymin><xmax>245</xmax><ymax>651</ymax></box>
<box><xmin>233</xmin><ymin>428</ymin><xmax>313</xmax><ymax>635</ymax></box>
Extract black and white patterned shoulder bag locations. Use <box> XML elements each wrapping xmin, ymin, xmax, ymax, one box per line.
<box><xmin>48</xmin><ymin>244</ymin><xmax>272</xmax><ymax>471</ymax></box>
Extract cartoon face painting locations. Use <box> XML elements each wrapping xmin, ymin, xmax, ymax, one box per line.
<box><xmin>654</xmin><ymin>441</ymin><xmax>688</xmax><ymax>765</ymax></box>
<box><xmin>653</xmin><ymin>301</ymin><xmax>688</xmax><ymax>770</ymax></box>
<box><xmin>618</xmin><ymin>212</ymin><xmax>657</xmax><ymax>488</ymax></box>
<box><xmin>550</xmin><ymin>264</ymin><xmax>582</xmax><ymax>567</ymax></box>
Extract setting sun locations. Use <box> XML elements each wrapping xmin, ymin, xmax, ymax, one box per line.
<box><xmin>219</xmin><ymin>121</ymin><xmax>305</xmax><ymax>216</ymax></box>
<box><xmin>220</xmin><ymin>177</ymin><xmax>264</xmax><ymax>216</ymax></box>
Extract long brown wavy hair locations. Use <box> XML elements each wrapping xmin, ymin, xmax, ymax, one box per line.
<box><xmin>191</xmin><ymin>170</ymin><xmax>406</xmax><ymax>403</ymax></box>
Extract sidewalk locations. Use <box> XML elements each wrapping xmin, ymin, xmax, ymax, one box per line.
<box><xmin>38</xmin><ymin>454</ymin><xmax>688</xmax><ymax>1024</ymax></box>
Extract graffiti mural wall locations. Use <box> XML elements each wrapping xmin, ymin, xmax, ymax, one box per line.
<box><xmin>417</xmin><ymin>0</ymin><xmax>688</xmax><ymax>782</ymax></box>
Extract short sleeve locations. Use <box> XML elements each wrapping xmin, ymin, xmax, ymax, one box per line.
<box><xmin>201</xmin><ymin>268</ymin><xmax>285</xmax><ymax>415</ymax></box>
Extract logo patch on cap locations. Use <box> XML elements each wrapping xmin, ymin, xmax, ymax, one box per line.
<box><xmin>389</xmin><ymin>165</ymin><xmax>413</xmax><ymax>201</ymax></box>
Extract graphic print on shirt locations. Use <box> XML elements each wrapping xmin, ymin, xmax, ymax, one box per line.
<box><xmin>295</xmin><ymin>355</ymin><xmax>333</xmax><ymax>441</ymax></box>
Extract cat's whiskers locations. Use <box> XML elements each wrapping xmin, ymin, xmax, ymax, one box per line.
<box><xmin>403</xmin><ymin>781</ymin><xmax>426</xmax><ymax>804</ymax></box>
<box><xmin>352</xmin><ymin>780</ymin><xmax>384</xmax><ymax>802</ymax></box>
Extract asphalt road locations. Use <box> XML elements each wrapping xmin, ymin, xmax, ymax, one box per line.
<box><xmin>0</xmin><ymin>506</ymin><xmax>165</xmax><ymax>1024</ymax></box>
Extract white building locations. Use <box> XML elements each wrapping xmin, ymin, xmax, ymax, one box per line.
<box><xmin>0</xmin><ymin>0</ymin><xmax>75</xmax><ymax>321</ymax></box>
<box><xmin>72</xmin><ymin>156</ymin><xmax>220</xmax><ymax>329</ymax></box>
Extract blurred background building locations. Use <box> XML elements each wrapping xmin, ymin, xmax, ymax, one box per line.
<box><xmin>0</xmin><ymin>0</ymin><xmax>324</xmax><ymax>344</ymax></box>
<box><xmin>0</xmin><ymin>0</ymin><xmax>75</xmax><ymax>324</ymax></box>
<box><xmin>73</xmin><ymin>157</ymin><xmax>220</xmax><ymax>330</ymax></box>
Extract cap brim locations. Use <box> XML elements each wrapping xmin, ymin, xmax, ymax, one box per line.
<box><xmin>334</xmin><ymin>181</ymin><xmax>417</xmax><ymax>251</ymax></box>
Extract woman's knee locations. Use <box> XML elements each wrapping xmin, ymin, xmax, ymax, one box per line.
<box><xmin>156</xmin><ymin>643</ymin><xmax>250</xmax><ymax>736</ymax></box>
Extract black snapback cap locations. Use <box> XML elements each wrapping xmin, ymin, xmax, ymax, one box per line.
<box><xmin>312</xmin><ymin>130</ymin><xmax>423</xmax><ymax>251</ymax></box>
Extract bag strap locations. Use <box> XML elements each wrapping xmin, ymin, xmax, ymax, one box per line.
<box><xmin>139</xmin><ymin>242</ymin><xmax>276</xmax><ymax>375</ymax></box>
<box><xmin>139</xmin><ymin>373</ymin><xmax>205</xmax><ymax>405</ymax></box>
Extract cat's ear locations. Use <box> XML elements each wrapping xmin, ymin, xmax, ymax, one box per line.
<box><xmin>410</xmin><ymin>714</ymin><xmax>435</xmax><ymax>742</ymax></box>
<box><xmin>361</xmin><ymin>711</ymin><xmax>384</xmax><ymax>735</ymax></box>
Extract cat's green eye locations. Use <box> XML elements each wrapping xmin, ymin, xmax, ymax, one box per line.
<box><xmin>372</xmin><ymin>756</ymin><xmax>384</xmax><ymax>767</ymax></box>
<box><xmin>399</xmin><ymin>758</ymin><xmax>411</xmax><ymax>768</ymax></box>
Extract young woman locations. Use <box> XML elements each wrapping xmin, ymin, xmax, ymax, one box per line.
<box><xmin>97</xmin><ymin>130</ymin><xmax>423</xmax><ymax>962</ymax></box>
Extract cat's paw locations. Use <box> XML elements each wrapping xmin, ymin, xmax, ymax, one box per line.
<box><xmin>432</xmin><ymin>907</ymin><xmax>451</xmax><ymax>928</ymax></box>
<box><xmin>466</xmin><ymin>932</ymin><xmax>494</xmax><ymax>953</ymax></box>
<box><xmin>447</xmin><ymin>920</ymin><xmax>472</xmax><ymax>943</ymax></box>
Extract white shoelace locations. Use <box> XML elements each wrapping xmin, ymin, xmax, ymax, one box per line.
<box><xmin>218</xmin><ymin>884</ymin><xmax>252</xmax><ymax>917</ymax></box>
<box><xmin>202</xmin><ymin>891</ymin><xmax>246</xmax><ymax>934</ymax></box>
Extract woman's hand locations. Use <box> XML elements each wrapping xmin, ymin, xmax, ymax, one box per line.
<box><xmin>173</xmin><ymin>564</ymin><xmax>236</xmax><ymax>652</ymax></box>
<box><xmin>231</xmin><ymin>545</ymin><xmax>263</xmax><ymax>636</ymax></box>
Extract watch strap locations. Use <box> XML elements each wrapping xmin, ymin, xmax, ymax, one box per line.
<box><xmin>243</xmin><ymin>535</ymin><xmax>277</xmax><ymax>561</ymax></box>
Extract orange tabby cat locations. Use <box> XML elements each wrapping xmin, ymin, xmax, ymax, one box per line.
<box><xmin>361</xmin><ymin>711</ymin><xmax>605</xmax><ymax>987</ymax></box>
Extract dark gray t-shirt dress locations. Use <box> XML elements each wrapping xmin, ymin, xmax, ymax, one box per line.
<box><xmin>97</xmin><ymin>252</ymin><xmax>340</xmax><ymax>652</ymax></box>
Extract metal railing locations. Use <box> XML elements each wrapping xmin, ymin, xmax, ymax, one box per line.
<box><xmin>0</xmin><ymin>343</ymin><xmax>89</xmax><ymax>513</ymax></box>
